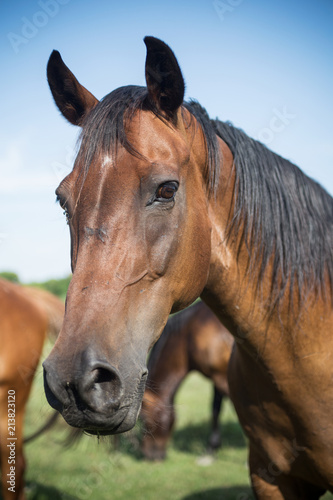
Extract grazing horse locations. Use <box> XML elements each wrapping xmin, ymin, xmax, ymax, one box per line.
<box><xmin>141</xmin><ymin>301</ymin><xmax>233</xmax><ymax>460</ymax></box>
<box><xmin>0</xmin><ymin>278</ymin><xmax>64</xmax><ymax>500</ymax></box>
<box><xmin>43</xmin><ymin>37</ymin><xmax>333</xmax><ymax>499</ymax></box>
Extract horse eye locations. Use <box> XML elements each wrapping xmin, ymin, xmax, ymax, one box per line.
<box><xmin>56</xmin><ymin>195</ymin><xmax>70</xmax><ymax>225</ymax></box>
<box><xmin>56</xmin><ymin>194</ymin><xmax>66</xmax><ymax>210</ymax></box>
<box><xmin>156</xmin><ymin>182</ymin><xmax>178</xmax><ymax>201</ymax></box>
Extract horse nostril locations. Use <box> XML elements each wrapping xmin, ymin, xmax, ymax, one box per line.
<box><xmin>81</xmin><ymin>362</ymin><xmax>124</xmax><ymax>412</ymax></box>
<box><xmin>93</xmin><ymin>366</ymin><xmax>117</xmax><ymax>385</ymax></box>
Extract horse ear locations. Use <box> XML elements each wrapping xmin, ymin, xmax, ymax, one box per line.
<box><xmin>144</xmin><ymin>37</ymin><xmax>185</xmax><ymax>119</ymax></box>
<box><xmin>47</xmin><ymin>50</ymin><xmax>98</xmax><ymax>126</ymax></box>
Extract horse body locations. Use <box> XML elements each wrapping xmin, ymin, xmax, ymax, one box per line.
<box><xmin>44</xmin><ymin>37</ymin><xmax>333</xmax><ymax>498</ymax></box>
<box><xmin>203</xmin><ymin>185</ymin><xmax>333</xmax><ymax>496</ymax></box>
<box><xmin>0</xmin><ymin>278</ymin><xmax>64</xmax><ymax>500</ymax></box>
<box><xmin>202</xmin><ymin>146</ymin><xmax>333</xmax><ymax>496</ymax></box>
<box><xmin>142</xmin><ymin>300</ymin><xmax>232</xmax><ymax>460</ymax></box>
<box><xmin>208</xmin><ymin>290</ymin><xmax>333</xmax><ymax>496</ymax></box>
<box><xmin>229</xmin><ymin>338</ymin><xmax>333</xmax><ymax>497</ymax></box>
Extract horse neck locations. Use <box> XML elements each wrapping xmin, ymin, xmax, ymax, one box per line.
<box><xmin>202</xmin><ymin>135</ymin><xmax>333</xmax><ymax>374</ymax></box>
<box><xmin>202</xmin><ymin>139</ymin><xmax>306</xmax><ymax>359</ymax></box>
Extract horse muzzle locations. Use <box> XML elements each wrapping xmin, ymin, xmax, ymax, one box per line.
<box><xmin>42</xmin><ymin>353</ymin><xmax>147</xmax><ymax>434</ymax></box>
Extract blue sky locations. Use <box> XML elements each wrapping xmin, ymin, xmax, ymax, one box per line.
<box><xmin>1</xmin><ymin>0</ymin><xmax>332</xmax><ymax>282</ymax></box>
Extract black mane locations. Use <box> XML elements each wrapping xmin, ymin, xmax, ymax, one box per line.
<box><xmin>76</xmin><ymin>86</ymin><xmax>333</xmax><ymax>314</ymax></box>
<box><xmin>188</xmin><ymin>99</ymin><xmax>333</xmax><ymax>313</ymax></box>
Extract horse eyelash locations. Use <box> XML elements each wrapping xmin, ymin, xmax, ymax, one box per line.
<box><xmin>56</xmin><ymin>195</ymin><xmax>70</xmax><ymax>225</ymax></box>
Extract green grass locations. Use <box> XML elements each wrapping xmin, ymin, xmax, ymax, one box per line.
<box><xmin>6</xmin><ymin>348</ymin><xmax>333</xmax><ymax>500</ymax></box>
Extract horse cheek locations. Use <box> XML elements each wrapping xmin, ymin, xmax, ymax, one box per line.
<box><xmin>145</xmin><ymin>218</ymin><xmax>179</xmax><ymax>278</ymax></box>
<box><xmin>179</xmin><ymin>215</ymin><xmax>211</xmax><ymax>306</ymax></box>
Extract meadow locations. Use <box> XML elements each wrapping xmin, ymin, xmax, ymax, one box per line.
<box><xmin>21</xmin><ymin>351</ymin><xmax>253</xmax><ymax>500</ymax></box>
<box><xmin>14</xmin><ymin>351</ymin><xmax>332</xmax><ymax>500</ymax></box>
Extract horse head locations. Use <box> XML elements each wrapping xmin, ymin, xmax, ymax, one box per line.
<box><xmin>43</xmin><ymin>37</ymin><xmax>213</xmax><ymax>434</ymax></box>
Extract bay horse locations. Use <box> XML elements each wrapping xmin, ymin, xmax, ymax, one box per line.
<box><xmin>0</xmin><ymin>278</ymin><xmax>64</xmax><ymax>500</ymax></box>
<box><xmin>43</xmin><ymin>37</ymin><xmax>333</xmax><ymax>498</ymax></box>
<box><xmin>141</xmin><ymin>300</ymin><xmax>233</xmax><ymax>460</ymax></box>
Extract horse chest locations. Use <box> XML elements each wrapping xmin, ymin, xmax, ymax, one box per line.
<box><xmin>228</xmin><ymin>342</ymin><xmax>333</xmax><ymax>487</ymax></box>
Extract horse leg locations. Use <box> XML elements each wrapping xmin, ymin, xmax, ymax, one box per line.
<box><xmin>207</xmin><ymin>385</ymin><xmax>223</xmax><ymax>451</ymax></box>
<box><xmin>249</xmin><ymin>444</ymin><xmax>326</xmax><ymax>500</ymax></box>
<box><xmin>141</xmin><ymin>390</ymin><xmax>176</xmax><ymax>461</ymax></box>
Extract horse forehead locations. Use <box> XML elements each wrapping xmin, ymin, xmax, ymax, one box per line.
<box><xmin>68</xmin><ymin>112</ymin><xmax>191</xmax><ymax>197</ymax></box>
<box><xmin>126</xmin><ymin>111</ymin><xmax>191</xmax><ymax>164</ymax></box>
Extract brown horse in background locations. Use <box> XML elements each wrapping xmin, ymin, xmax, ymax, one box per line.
<box><xmin>0</xmin><ymin>278</ymin><xmax>64</xmax><ymax>500</ymax></box>
<box><xmin>44</xmin><ymin>37</ymin><xmax>333</xmax><ymax>498</ymax></box>
<box><xmin>141</xmin><ymin>301</ymin><xmax>233</xmax><ymax>460</ymax></box>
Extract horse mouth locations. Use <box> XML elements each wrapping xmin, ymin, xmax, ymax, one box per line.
<box><xmin>62</xmin><ymin>406</ymin><xmax>132</xmax><ymax>435</ymax></box>
<box><xmin>46</xmin><ymin>372</ymin><xmax>147</xmax><ymax>435</ymax></box>
<box><xmin>83</xmin><ymin>408</ymin><xmax>133</xmax><ymax>436</ymax></box>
